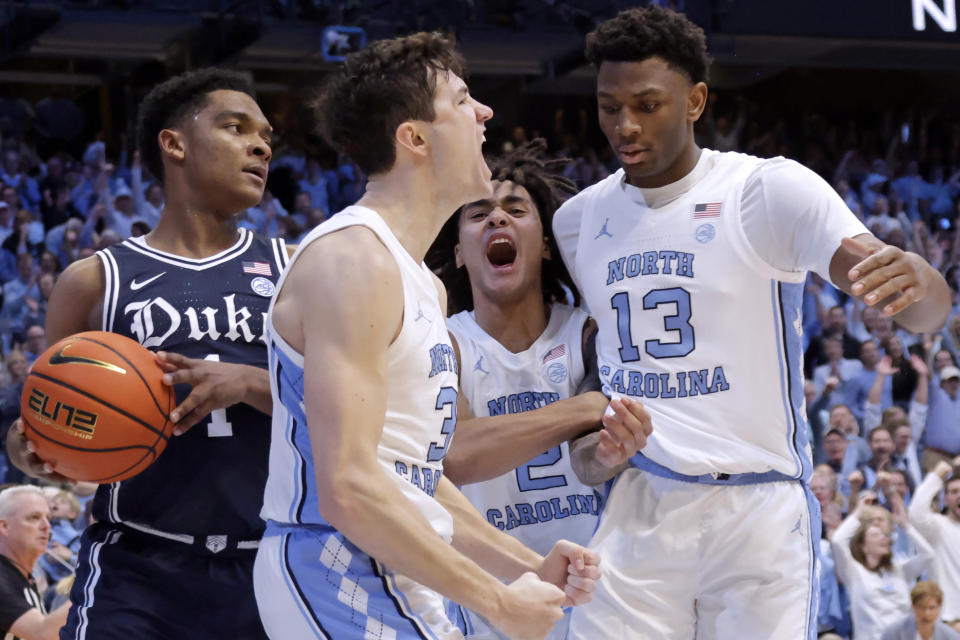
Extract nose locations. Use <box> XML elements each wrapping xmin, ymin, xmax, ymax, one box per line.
<box><xmin>616</xmin><ymin>112</ymin><xmax>641</xmax><ymax>136</ymax></box>
<box><xmin>474</xmin><ymin>98</ymin><xmax>493</xmax><ymax>123</ymax></box>
<box><xmin>486</xmin><ymin>207</ymin><xmax>509</xmax><ymax>227</ymax></box>
<box><xmin>251</xmin><ymin>137</ymin><xmax>272</xmax><ymax>163</ymax></box>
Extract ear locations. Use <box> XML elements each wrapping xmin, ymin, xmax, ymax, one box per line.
<box><xmin>687</xmin><ymin>82</ymin><xmax>708</xmax><ymax>123</ymax></box>
<box><xmin>542</xmin><ymin>237</ymin><xmax>551</xmax><ymax>261</ymax></box>
<box><xmin>454</xmin><ymin>243</ymin><xmax>464</xmax><ymax>269</ymax></box>
<box><xmin>158</xmin><ymin>129</ymin><xmax>185</xmax><ymax>166</ymax></box>
<box><xmin>395</xmin><ymin>122</ymin><xmax>429</xmax><ymax>159</ymax></box>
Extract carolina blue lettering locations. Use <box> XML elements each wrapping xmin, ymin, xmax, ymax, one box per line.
<box><xmin>577</xmin><ymin>494</ymin><xmax>596</xmax><ymax>514</ymax></box>
<box><xmin>566</xmin><ymin>495</ymin><xmax>582</xmax><ymax>515</ymax></box>
<box><xmin>607</xmin><ymin>257</ymin><xmax>625</xmax><ymax>284</ymax></box>
<box><xmin>642</xmin><ymin>251</ymin><xmax>659</xmax><ymax>275</ymax></box>
<box><xmin>550</xmin><ymin>497</ymin><xmax>570</xmax><ymax>519</ymax></box>
<box><xmin>422</xmin><ymin>466</ymin><xmax>435</xmax><ymax>496</ymax></box>
<box><xmin>659</xmin><ymin>250</ymin><xmax>677</xmax><ymax>274</ymax></box>
<box><xmin>709</xmin><ymin>366</ymin><xmax>730</xmax><ymax>393</ymax></box>
<box><xmin>677</xmin><ymin>371</ymin><xmax>688</xmax><ymax>397</ymax></box>
<box><xmin>487</xmin><ymin>397</ymin><xmax>507</xmax><ymax>416</ymax></box>
<box><xmin>644</xmin><ymin>373</ymin><xmax>659</xmax><ymax>397</ymax></box>
<box><xmin>520</xmin><ymin>392</ymin><xmax>535</xmax><ymax>412</ymax></box>
<box><xmin>410</xmin><ymin>465</ymin><xmax>423</xmax><ymax>491</ymax></box>
<box><xmin>508</xmin><ymin>395</ymin><xmax>522</xmax><ymax>413</ymax></box>
<box><xmin>535</xmin><ymin>501</ymin><xmax>553</xmax><ymax>522</ymax></box>
<box><xmin>503</xmin><ymin>505</ymin><xmax>520</xmax><ymax>530</ymax></box>
<box><xmin>428</xmin><ymin>343</ymin><xmax>459</xmax><ymax>377</ymax></box>
<box><xmin>659</xmin><ymin>373</ymin><xmax>677</xmax><ymax>398</ymax></box>
<box><xmin>626</xmin><ymin>370</ymin><xmax>643</xmax><ymax>396</ymax></box>
<box><xmin>516</xmin><ymin>503</ymin><xmax>537</xmax><ymax>525</ymax></box>
<box><xmin>625</xmin><ymin>254</ymin><xmax>642</xmax><ymax>277</ymax></box>
<box><xmin>677</xmin><ymin>252</ymin><xmax>695</xmax><ymax>278</ymax></box>
<box><xmin>689</xmin><ymin>369</ymin><xmax>710</xmax><ymax>396</ymax></box>
<box><xmin>610</xmin><ymin>369</ymin><xmax>626</xmax><ymax>393</ymax></box>
<box><xmin>395</xmin><ymin>461</ymin><xmax>407</xmax><ymax>476</ymax></box>
<box><xmin>487</xmin><ymin>509</ymin><xmax>504</xmax><ymax>530</ymax></box>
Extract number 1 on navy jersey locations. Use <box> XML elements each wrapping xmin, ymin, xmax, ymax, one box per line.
<box><xmin>611</xmin><ymin>287</ymin><xmax>695</xmax><ymax>362</ymax></box>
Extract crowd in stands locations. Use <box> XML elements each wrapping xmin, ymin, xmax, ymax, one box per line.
<box><xmin>0</xmin><ymin>88</ymin><xmax>959</xmax><ymax>637</ymax></box>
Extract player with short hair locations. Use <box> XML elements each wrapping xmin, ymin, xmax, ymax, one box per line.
<box><xmin>430</xmin><ymin>139</ymin><xmax>647</xmax><ymax>639</ymax></box>
<box><xmin>253</xmin><ymin>33</ymin><xmax>599</xmax><ymax>640</ymax></box>
<box><xmin>552</xmin><ymin>6</ymin><xmax>951</xmax><ymax>639</ymax></box>
<box><xmin>8</xmin><ymin>68</ymin><xmax>285</xmax><ymax>639</ymax></box>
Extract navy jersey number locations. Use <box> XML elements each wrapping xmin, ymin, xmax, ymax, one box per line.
<box><xmin>611</xmin><ymin>287</ymin><xmax>695</xmax><ymax>362</ymax></box>
<box><xmin>516</xmin><ymin>446</ymin><xmax>568</xmax><ymax>492</ymax></box>
<box><xmin>426</xmin><ymin>386</ymin><xmax>458</xmax><ymax>462</ymax></box>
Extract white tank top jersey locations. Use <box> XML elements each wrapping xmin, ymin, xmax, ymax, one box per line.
<box><xmin>552</xmin><ymin>149</ymin><xmax>868</xmax><ymax>480</ymax></box>
<box><xmin>448</xmin><ymin>303</ymin><xmax>600</xmax><ymax>557</ymax></box>
<box><xmin>260</xmin><ymin>206</ymin><xmax>459</xmax><ymax>542</ymax></box>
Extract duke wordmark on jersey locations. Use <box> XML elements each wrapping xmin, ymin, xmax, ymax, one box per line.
<box><xmin>125</xmin><ymin>293</ymin><xmax>268</xmax><ymax>347</ymax></box>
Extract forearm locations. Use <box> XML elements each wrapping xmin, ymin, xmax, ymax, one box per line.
<box><xmin>445</xmin><ymin>392</ymin><xmax>606</xmax><ymax>485</ymax></box>
<box><xmin>237</xmin><ymin>364</ymin><xmax>272</xmax><ymax>416</ymax></box>
<box><xmin>908</xmin><ymin>473</ymin><xmax>943</xmax><ymax>525</ymax></box>
<box><xmin>436</xmin><ymin>477</ymin><xmax>541</xmax><ymax>581</ymax></box>
<box><xmin>569</xmin><ymin>431</ymin><xmax>628</xmax><ymax>486</ymax></box>
<box><xmin>318</xmin><ymin>465</ymin><xmax>508</xmax><ymax>621</ymax></box>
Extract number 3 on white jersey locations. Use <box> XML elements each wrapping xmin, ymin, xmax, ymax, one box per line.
<box><xmin>204</xmin><ymin>354</ymin><xmax>233</xmax><ymax>437</ymax></box>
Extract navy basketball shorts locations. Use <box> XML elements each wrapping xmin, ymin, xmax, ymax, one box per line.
<box><xmin>61</xmin><ymin>522</ymin><xmax>268</xmax><ymax>640</ymax></box>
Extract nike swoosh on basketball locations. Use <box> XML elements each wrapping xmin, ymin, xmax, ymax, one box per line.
<box><xmin>130</xmin><ymin>272</ymin><xmax>166</xmax><ymax>291</ymax></box>
<box><xmin>49</xmin><ymin>345</ymin><xmax>127</xmax><ymax>374</ymax></box>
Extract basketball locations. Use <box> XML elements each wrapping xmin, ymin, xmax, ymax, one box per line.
<box><xmin>20</xmin><ymin>331</ymin><xmax>175</xmax><ymax>484</ymax></box>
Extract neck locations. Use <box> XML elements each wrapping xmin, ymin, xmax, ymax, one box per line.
<box><xmin>357</xmin><ymin>166</ymin><xmax>465</xmax><ymax>264</ymax></box>
<box><xmin>472</xmin><ymin>293</ymin><xmax>549</xmax><ymax>354</ymax></box>
<box><xmin>865</xmin><ymin>553</ymin><xmax>883</xmax><ymax>570</ymax></box>
<box><xmin>145</xmin><ymin>189</ymin><xmax>242</xmax><ymax>258</ymax></box>
<box><xmin>0</xmin><ymin>549</ymin><xmax>36</xmax><ymax>579</ymax></box>
<box><xmin>917</xmin><ymin>620</ymin><xmax>934</xmax><ymax>639</ymax></box>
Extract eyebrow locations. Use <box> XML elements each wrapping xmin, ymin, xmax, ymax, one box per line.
<box><xmin>597</xmin><ymin>88</ymin><xmax>663</xmax><ymax>99</ymax></box>
<box><xmin>213</xmin><ymin>110</ymin><xmax>274</xmax><ymax>134</ymax></box>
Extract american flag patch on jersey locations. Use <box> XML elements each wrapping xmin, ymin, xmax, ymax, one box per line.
<box><xmin>242</xmin><ymin>261</ymin><xmax>272</xmax><ymax>276</ymax></box>
<box><xmin>542</xmin><ymin>344</ymin><xmax>566</xmax><ymax>363</ymax></box>
<box><xmin>693</xmin><ymin>202</ymin><xmax>722</xmax><ymax>218</ymax></box>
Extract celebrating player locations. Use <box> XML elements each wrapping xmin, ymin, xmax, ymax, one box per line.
<box><xmin>551</xmin><ymin>6</ymin><xmax>952</xmax><ymax>639</ymax></box>
<box><xmin>9</xmin><ymin>69</ymin><xmax>284</xmax><ymax>639</ymax></box>
<box><xmin>430</xmin><ymin>138</ymin><xmax>643</xmax><ymax>639</ymax></box>
<box><xmin>253</xmin><ymin>33</ymin><xmax>599</xmax><ymax>640</ymax></box>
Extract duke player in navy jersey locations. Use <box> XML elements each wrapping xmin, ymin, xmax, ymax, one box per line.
<box><xmin>552</xmin><ymin>7</ymin><xmax>952</xmax><ymax>640</ymax></box>
<box><xmin>428</xmin><ymin>140</ymin><xmax>651</xmax><ymax>640</ymax></box>
<box><xmin>8</xmin><ymin>69</ymin><xmax>285</xmax><ymax>639</ymax></box>
<box><xmin>254</xmin><ymin>33</ymin><xmax>599</xmax><ymax>640</ymax></box>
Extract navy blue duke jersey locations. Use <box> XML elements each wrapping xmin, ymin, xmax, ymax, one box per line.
<box><xmin>91</xmin><ymin>229</ymin><xmax>288</xmax><ymax>543</ymax></box>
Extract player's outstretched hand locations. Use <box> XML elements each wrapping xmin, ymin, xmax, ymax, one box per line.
<box><xmin>537</xmin><ymin>539</ymin><xmax>601</xmax><ymax>606</ymax></box>
<box><xmin>843</xmin><ymin>236</ymin><xmax>932</xmax><ymax>317</ymax></box>
<box><xmin>5</xmin><ymin>418</ymin><xmax>74</xmax><ymax>483</ymax></box>
<box><xmin>489</xmin><ymin>572</ymin><xmax>565</xmax><ymax>640</ymax></box>
<box><xmin>156</xmin><ymin>351</ymin><xmax>252</xmax><ymax>435</ymax></box>
<box><xmin>596</xmin><ymin>397</ymin><xmax>652</xmax><ymax>468</ymax></box>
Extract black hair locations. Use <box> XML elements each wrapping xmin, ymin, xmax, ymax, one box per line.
<box><xmin>427</xmin><ymin>138</ymin><xmax>579</xmax><ymax>314</ymax></box>
<box><xmin>313</xmin><ymin>31</ymin><xmax>464</xmax><ymax>177</ymax></box>
<box><xmin>136</xmin><ymin>68</ymin><xmax>256</xmax><ymax>181</ymax></box>
<box><xmin>585</xmin><ymin>5</ymin><xmax>710</xmax><ymax>84</ymax></box>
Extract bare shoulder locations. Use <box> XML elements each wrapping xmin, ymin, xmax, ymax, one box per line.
<box><xmin>47</xmin><ymin>255</ymin><xmax>105</xmax><ymax>342</ymax></box>
<box><xmin>273</xmin><ymin>225</ymin><xmax>403</xmax><ymax>351</ymax></box>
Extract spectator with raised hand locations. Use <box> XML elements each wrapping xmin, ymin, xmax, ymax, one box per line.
<box><xmin>922</xmin><ymin>362</ymin><xmax>960</xmax><ymax>474</ymax></box>
<box><xmin>865</xmin><ymin>354</ymin><xmax>929</xmax><ymax>463</ymax></box>
<box><xmin>846</xmin><ymin>338</ymin><xmax>893</xmax><ymax>420</ymax></box>
<box><xmin>833</xmin><ymin>490</ymin><xmax>935</xmax><ymax>640</ymax></box>
<box><xmin>909</xmin><ymin>456</ymin><xmax>960</xmax><ymax>623</ymax></box>
<box><xmin>129</xmin><ymin>151</ymin><xmax>162</xmax><ymax>229</ymax></box>
<box><xmin>881</xmin><ymin>581</ymin><xmax>960</xmax><ymax>640</ymax></box>
<box><xmin>815</xmin><ymin>336</ymin><xmax>864</xmax><ymax>410</ymax></box>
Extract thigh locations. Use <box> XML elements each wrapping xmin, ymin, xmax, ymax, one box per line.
<box><xmin>256</xmin><ymin>528</ymin><xmax>463</xmax><ymax>640</ymax></box>
<box><xmin>695</xmin><ymin>482</ymin><xmax>819</xmax><ymax>640</ymax></box>
<box><xmin>570</xmin><ymin>469</ymin><xmax>698</xmax><ymax>640</ymax></box>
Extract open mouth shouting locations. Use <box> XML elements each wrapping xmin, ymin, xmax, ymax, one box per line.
<box><xmin>486</xmin><ymin>234</ymin><xmax>517</xmax><ymax>270</ymax></box>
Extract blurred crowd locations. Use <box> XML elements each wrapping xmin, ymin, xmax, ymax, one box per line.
<box><xmin>0</xmin><ymin>87</ymin><xmax>959</xmax><ymax>637</ymax></box>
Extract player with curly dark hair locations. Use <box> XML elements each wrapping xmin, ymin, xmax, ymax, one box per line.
<box><xmin>429</xmin><ymin>140</ymin><xmax>650</xmax><ymax>640</ymax></box>
<box><xmin>255</xmin><ymin>34</ymin><xmax>601</xmax><ymax>640</ymax></box>
<box><xmin>551</xmin><ymin>5</ymin><xmax>951</xmax><ymax>639</ymax></box>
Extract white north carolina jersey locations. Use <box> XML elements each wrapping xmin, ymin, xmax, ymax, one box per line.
<box><xmin>261</xmin><ymin>206</ymin><xmax>458</xmax><ymax>542</ymax></box>
<box><xmin>448</xmin><ymin>303</ymin><xmax>598</xmax><ymax>640</ymax></box>
<box><xmin>553</xmin><ymin>150</ymin><xmax>868</xmax><ymax>479</ymax></box>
